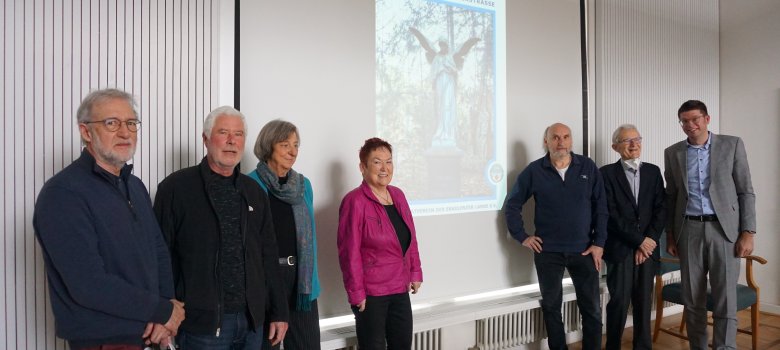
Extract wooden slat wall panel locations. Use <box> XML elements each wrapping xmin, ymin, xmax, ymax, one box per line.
<box><xmin>1</xmin><ymin>0</ymin><xmax>222</xmax><ymax>348</ymax></box>
<box><xmin>593</xmin><ymin>0</ymin><xmax>720</xmax><ymax>168</ymax></box>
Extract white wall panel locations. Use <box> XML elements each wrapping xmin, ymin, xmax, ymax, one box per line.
<box><xmin>594</xmin><ymin>0</ymin><xmax>719</xmax><ymax>168</ymax></box>
<box><xmin>0</xmin><ymin>0</ymin><xmax>226</xmax><ymax>348</ymax></box>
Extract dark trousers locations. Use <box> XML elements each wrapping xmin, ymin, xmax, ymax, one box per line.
<box><xmin>535</xmin><ymin>251</ymin><xmax>602</xmax><ymax>350</ymax></box>
<box><xmin>177</xmin><ymin>312</ymin><xmax>263</xmax><ymax>350</ymax></box>
<box><xmin>351</xmin><ymin>293</ymin><xmax>413</xmax><ymax>350</ymax></box>
<box><xmin>263</xmin><ymin>264</ymin><xmax>321</xmax><ymax>350</ymax></box>
<box><xmin>605</xmin><ymin>254</ymin><xmax>655</xmax><ymax>350</ymax></box>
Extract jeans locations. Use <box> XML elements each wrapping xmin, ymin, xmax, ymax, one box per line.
<box><xmin>351</xmin><ymin>293</ymin><xmax>413</xmax><ymax>350</ymax></box>
<box><xmin>176</xmin><ymin>312</ymin><xmax>263</xmax><ymax>350</ymax></box>
<box><xmin>535</xmin><ymin>251</ymin><xmax>602</xmax><ymax>350</ymax></box>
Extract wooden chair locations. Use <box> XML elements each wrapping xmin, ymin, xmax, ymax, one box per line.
<box><xmin>652</xmin><ymin>255</ymin><xmax>767</xmax><ymax>349</ymax></box>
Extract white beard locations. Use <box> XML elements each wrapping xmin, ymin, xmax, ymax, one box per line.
<box><xmin>90</xmin><ymin>129</ymin><xmax>135</xmax><ymax>168</ymax></box>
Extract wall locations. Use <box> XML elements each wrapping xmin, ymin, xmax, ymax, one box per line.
<box><xmin>719</xmin><ymin>0</ymin><xmax>780</xmax><ymax>310</ymax></box>
<box><xmin>593</xmin><ymin>0</ymin><xmax>720</xmax><ymax>167</ymax></box>
<box><xmin>0</xmin><ymin>0</ymin><xmax>228</xmax><ymax>348</ymax></box>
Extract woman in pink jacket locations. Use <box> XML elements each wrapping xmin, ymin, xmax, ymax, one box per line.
<box><xmin>337</xmin><ymin>137</ymin><xmax>424</xmax><ymax>350</ymax></box>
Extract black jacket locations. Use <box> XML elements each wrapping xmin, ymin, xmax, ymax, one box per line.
<box><xmin>153</xmin><ymin>158</ymin><xmax>288</xmax><ymax>334</ymax></box>
<box><xmin>599</xmin><ymin>160</ymin><xmax>666</xmax><ymax>263</ymax></box>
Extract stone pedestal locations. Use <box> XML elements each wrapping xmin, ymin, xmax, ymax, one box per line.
<box><xmin>424</xmin><ymin>146</ymin><xmax>464</xmax><ymax>199</ymax></box>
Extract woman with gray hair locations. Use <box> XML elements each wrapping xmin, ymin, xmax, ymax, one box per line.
<box><xmin>248</xmin><ymin>119</ymin><xmax>321</xmax><ymax>349</ymax></box>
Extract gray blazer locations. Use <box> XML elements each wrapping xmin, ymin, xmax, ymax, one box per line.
<box><xmin>663</xmin><ymin>133</ymin><xmax>756</xmax><ymax>242</ymax></box>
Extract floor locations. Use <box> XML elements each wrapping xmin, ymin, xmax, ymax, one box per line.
<box><xmin>568</xmin><ymin>310</ymin><xmax>780</xmax><ymax>349</ymax></box>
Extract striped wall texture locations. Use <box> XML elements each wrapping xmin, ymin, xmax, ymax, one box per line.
<box><xmin>1</xmin><ymin>0</ymin><xmax>223</xmax><ymax>348</ymax></box>
<box><xmin>593</xmin><ymin>0</ymin><xmax>720</xmax><ymax>168</ymax></box>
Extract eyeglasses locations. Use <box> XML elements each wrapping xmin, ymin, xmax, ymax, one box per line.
<box><xmin>618</xmin><ymin>137</ymin><xmax>642</xmax><ymax>145</ymax></box>
<box><xmin>678</xmin><ymin>115</ymin><xmax>705</xmax><ymax>126</ymax></box>
<box><xmin>83</xmin><ymin>118</ymin><xmax>141</xmax><ymax>132</ymax></box>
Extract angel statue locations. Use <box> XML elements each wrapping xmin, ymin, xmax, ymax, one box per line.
<box><xmin>410</xmin><ymin>27</ymin><xmax>479</xmax><ymax>148</ymax></box>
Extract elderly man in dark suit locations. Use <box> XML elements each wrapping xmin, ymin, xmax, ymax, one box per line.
<box><xmin>600</xmin><ymin>124</ymin><xmax>666</xmax><ymax>350</ymax></box>
<box><xmin>664</xmin><ymin>100</ymin><xmax>756</xmax><ymax>350</ymax></box>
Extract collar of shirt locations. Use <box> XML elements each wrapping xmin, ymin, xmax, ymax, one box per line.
<box><xmin>542</xmin><ymin>152</ymin><xmax>581</xmax><ymax>169</ymax></box>
<box><xmin>686</xmin><ymin>131</ymin><xmax>712</xmax><ymax>150</ymax></box>
<box><xmin>205</xmin><ymin>164</ymin><xmax>240</xmax><ymax>187</ymax></box>
<box><xmin>621</xmin><ymin>158</ymin><xmax>641</xmax><ymax>172</ymax></box>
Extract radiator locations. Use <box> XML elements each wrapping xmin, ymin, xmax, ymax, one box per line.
<box><xmin>473</xmin><ymin>298</ymin><xmax>583</xmax><ymax>349</ymax></box>
<box><xmin>414</xmin><ymin>328</ymin><xmax>442</xmax><ymax>350</ymax></box>
<box><xmin>330</xmin><ymin>328</ymin><xmax>442</xmax><ymax>350</ymax></box>
<box><xmin>472</xmin><ymin>275</ymin><xmax>678</xmax><ymax>350</ymax></box>
<box><xmin>472</xmin><ymin>292</ymin><xmax>611</xmax><ymax>349</ymax></box>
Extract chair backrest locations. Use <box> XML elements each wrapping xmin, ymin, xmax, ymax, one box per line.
<box><xmin>656</xmin><ymin>232</ymin><xmax>680</xmax><ymax>276</ymax></box>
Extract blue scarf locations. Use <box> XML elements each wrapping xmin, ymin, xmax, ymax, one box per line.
<box><xmin>255</xmin><ymin>162</ymin><xmax>314</xmax><ymax>311</ymax></box>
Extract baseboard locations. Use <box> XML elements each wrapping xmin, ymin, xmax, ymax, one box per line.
<box><xmin>760</xmin><ymin>302</ymin><xmax>780</xmax><ymax>315</ymax></box>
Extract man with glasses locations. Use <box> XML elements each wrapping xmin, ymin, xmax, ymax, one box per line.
<box><xmin>34</xmin><ymin>88</ymin><xmax>185</xmax><ymax>349</ymax></box>
<box><xmin>600</xmin><ymin>124</ymin><xmax>665</xmax><ymax>350</ymax></box>
<box><xmin>664</xmin><ymin>100</ymin><xmax>756</xmax><ymax>350</ymax></box>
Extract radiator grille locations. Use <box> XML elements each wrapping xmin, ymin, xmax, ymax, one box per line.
<box><xmin>330</xmin><ymin>328</ymin><xmax>442</xmax><ymax>350</ymax></box>
<box><xmin>414</xmin><ymin>328</ymin><xmax>442</xmax><ymax>350</ymax></box>
<box><xmin>474</xmin><ymin>299</ymin><xmax>582</xmax><ymax>349</ymax></box>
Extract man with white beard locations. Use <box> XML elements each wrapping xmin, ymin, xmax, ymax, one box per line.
<box><xmin>34</xmin><ymin>89</ymin><xmax>184</xmax><ymax>349</ymax></box>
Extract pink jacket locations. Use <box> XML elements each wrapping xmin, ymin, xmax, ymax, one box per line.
<box><xmin>337</xmin><ymin>181</ymin><xmax>423</xmax><ymax>306</ymax></box>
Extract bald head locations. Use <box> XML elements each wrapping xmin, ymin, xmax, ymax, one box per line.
<box><xmin>543</xmin><ymin>123</ymin><xmax>573</xmax><ymax>160</ymax></box>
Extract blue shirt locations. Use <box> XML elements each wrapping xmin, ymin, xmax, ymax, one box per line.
<box><xmin>620</xmin><ymin>160</ymin><xmax>640</xmax><ymax>205</ymax></box>
<box><xmin>505</xmin><ymin>153</ymin><xmax>609</xmax><ymax>252</ymax></box>
<box><xmin>685</xmin><ymin>132</ymin><xmax>715</xmax><ymax>215</ymax></box>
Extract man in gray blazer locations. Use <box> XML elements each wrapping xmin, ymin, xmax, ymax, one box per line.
<box><xmin>664</xmin><ymin>100</ymin><xmax>756</xmax><ymax>350</ymax></box>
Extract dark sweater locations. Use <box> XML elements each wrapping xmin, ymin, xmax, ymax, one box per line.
<box><xmin>207</xmin><ymin>172</ymin><xmax>247</xmax><ymax>313</ymax></box>
<box><xmin>268</xmin><ymin>176</ymin><xmax>297</xmax><ymax>258</ymax></box>
<box><xmin>33</xmin><ymin>150</ymin><xmax>174</xmax><ymax>348</ymax></box>
<box><xmin>505</xmin><ymin>153</ymin><xmax>609</xmax><ymax>252</ymax></box>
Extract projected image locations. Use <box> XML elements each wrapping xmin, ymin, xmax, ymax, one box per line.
<box><xmin>376</xmin><ymin>0</ymin><xmax>506</xmax><ymax>216</ymax></box>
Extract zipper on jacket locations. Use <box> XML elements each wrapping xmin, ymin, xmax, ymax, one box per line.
<box><xmin>206</xmin><ymin>190</ymin><xmax>224</xmax><ymax>337</ymax></box>
<box><xmin>214</xmin><ymin>244</ymin><xmax>223</xmax><ymax>336</ymax></box>
<box><xmin>127</xmin><ymin>200</ymin><xmax>138</xmax><ymax>221</ymax></box>
<box><xmin>240</xmin><ymin>193</ymin><xmax>254</xmax><ymax>327</ymax></box>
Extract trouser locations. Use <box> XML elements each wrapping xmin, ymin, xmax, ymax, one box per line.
<box><xmin>605</xmin><ymin>253</ymin><xmax>655</xmax><ymax>350</ymax></box>
<box><xmin>535</xmin><ymin>251</ymin><xmax>602</xmax><ymax>350</ymax></box>
<box><xmin>351</xmin><ymin>293</ymin><xmax>413</xmax><ymax>350</ymax></box>
<box><xmin>263</xmin><ymin>263</ymin><xmax>321</xmax><ymax>350</ymax></box>
<box><xmin>677</xmin><ymin>219</ymin><xmax>740</xmax><ymax>350</ymax></box>
<box><xmin>177</xmin><ymin>312</ymin><xmax>263</xmax><ymax>350</ymax></box>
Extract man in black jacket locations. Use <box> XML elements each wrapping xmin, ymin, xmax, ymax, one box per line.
<box><xmin>154</xmin><ymin>106</ymin><xmax>289</xmax><ymax>349</ymax></box>
<box><xmin>600</xmin><ymin>124</ymin><xmax>666</xmax><ymax>350</ymax></box>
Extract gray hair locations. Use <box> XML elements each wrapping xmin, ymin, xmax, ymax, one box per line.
<box><xmin>76</xmin><ymin>88</ymin><xmax>138</xmax><ymax>124</ymax></box>
<box><xmin>253</xmin><ymin>119</ymin><xmax>299</xmax><ymax>161</ymax></box>
<box><xmin>203</xmin><ymin>106</ymin><xmax>246</xmax><ymax>138</ymax></box>
<box><xmin>611</xmin><ymin>124</ymin><xmax>639</xmax><ymax>144</ymax></box>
